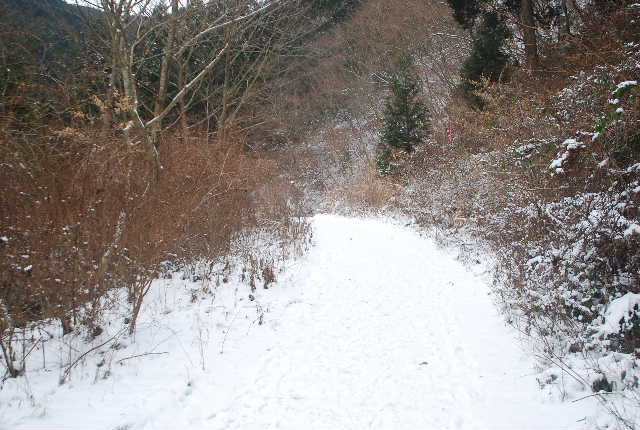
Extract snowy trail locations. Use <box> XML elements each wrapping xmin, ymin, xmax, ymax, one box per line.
<box><xmin>152</xmin><ymin>215</ymin><xmax>590</xmax><ymax>428</ymax></box>
<box><xmin>2</xmin><ymin>215</ymin><xmax>596</xmax><ymax>429</ymax></box>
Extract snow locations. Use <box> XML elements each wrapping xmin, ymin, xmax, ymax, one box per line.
<box><xmin>626</xmin><ymin>162</ymin><xmax>640</xmax><ymax>173</ymax></box>
<box><xmin>600</xmin><ymin>293</ymin><xmax>640</xmax><ymax>335</ymax></box>
<box><xmin>527</xmin><ymin>255</ymin><xmax>544</xmax><ymax>266</ymax></box>
<box><xmin>550</xmin><ymin>158</ymin><xmax>566</xmax><ymax>171</ymax></box>
<box><xmin>1</xmin><ymin>215</ymin><xmax>599</xmax><ymax>428</ymax></box>
<box><xmin>549</xmin><ymin>139</ymin><xmax>585</xmax><ymax>174</ymax></box>
<box><xmin>565</xmin><ymin>139</ymin><xmax>584</xmax><ymax>150</ymax></box>
<box><xmin>624</xmin><ymin>223</ymin><xmax>640</xmax><ymax>237</ymax></box>
<box><xmin>614</xmin><ymin>80</ymin><xmax>637</xmax><ymax>92</ymax></box>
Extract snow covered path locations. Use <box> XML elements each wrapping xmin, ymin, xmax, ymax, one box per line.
<box><xmin>189</xmin><ymin>215</ymin><xmax>589</xmax><ymax>429</ymax></box>
<box><xmin>2</xmin><ymin>215</ymin><xmax>596</xmax><ymax>428</ymax></box>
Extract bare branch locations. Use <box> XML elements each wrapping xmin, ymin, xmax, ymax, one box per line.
<box><xmin>175</xmin><ymin>0</ymin><xmax>285</xmax><ymax>58</ymax></box>
<box><xmin>146</xmin><ymin>43</ymin><xmax>229</xmax><ymax>130</ymax></box>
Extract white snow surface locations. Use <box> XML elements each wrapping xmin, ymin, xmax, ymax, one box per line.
<box><xmin>600</xmin><ymin>292</ymin><xmax>640</xmax><ymax>335</ymax></box>
<box><xmin>1</xmin><ymin>215</ymin><xmax>598</xmax><ymax>429</ymax></box>
<box><xmin>615</xmin><ymin>80</ymin><xmax>638</xmax><ymax>92</ymax></box>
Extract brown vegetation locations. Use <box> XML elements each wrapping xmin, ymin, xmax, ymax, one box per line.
<box><xmin>0</xmin><ymin>0</ymin><xmax>316</xmax><ymax>379</ymax></box>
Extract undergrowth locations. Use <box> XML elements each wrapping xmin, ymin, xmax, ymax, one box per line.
<box><xmin>382</xmin><ymin>3</ymin><xmax>640</xmax><ymax>427</ymax></box>
<box><xmin>0</xmin><ymin>124</ymin><xmax>311</xmax><ymax>380</ymax></box>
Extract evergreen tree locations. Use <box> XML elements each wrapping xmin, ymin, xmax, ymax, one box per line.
<box><xmin>460</xmin><ymin>11</ymin><xmax>511</xmax><ymax>107</ymax></box>
<box><xmin>446</xmin><ymin>0</ymin><xmax>480</xmax><ymax>29</ymax></box>
<box><xmin>448</xmin><ymin>0</ymin><xmax>539</xmax><ymax>91</ymax></box>
<box><xmin>381</xmin><ymin>54</ymin><xmax>430</xmax><ymax>151</ymax></box>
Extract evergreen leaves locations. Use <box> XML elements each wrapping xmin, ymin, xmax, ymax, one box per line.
<box><xmin>460</xmin><ymin>12</ymin><xmax>511</xmax><ymax>107</ymax></box>
<box><xmin>446</xmin><ymin>0</ymin><xmax>481</xmax><ymax>29</ymax></box>
<box><xmin>378</xmin><ymin>53</ymin><xmax>430</xmax><ymax>173</ymax></box>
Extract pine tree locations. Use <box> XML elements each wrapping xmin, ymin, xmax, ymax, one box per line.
<box><xmin>460</xmin><ymin>11</ymin><xmax>511</xmax><ymax>107</ymax></box>
<box><xmin>379</xmin><ymin>53</ymin><xmax>430</xmax><ymax>159</ymax></box>
<box><xmin>446</xmin><ymin>0</ymin><xmax>480</xmax><ymax>29</ymax></box>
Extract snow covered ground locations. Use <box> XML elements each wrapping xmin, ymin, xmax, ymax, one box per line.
<box><xmin>1</xmin><ymin>215</ymin><xmax>601</xmax><ymax>428</ymax></box>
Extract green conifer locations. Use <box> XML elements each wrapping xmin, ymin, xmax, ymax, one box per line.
<box><xmin>460</xmin><ymin>12</ymin><xmax>511</xmax><ymax>107</ymax></box>
<box><xmin>379</xmin><ymin>53</ymin><xmax>430</xmax><ymax>160</ymax></box>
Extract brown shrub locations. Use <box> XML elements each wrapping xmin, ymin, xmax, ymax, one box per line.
<box><xmin>0</xmin><ymin>119</ymin><xmax>311</xmax><ymax>376</ymax></box>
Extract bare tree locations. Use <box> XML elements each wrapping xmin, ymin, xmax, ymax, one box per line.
<box><xmin>83</xmin><ymin>0</ymin><xmax>290</xmax><ymax>172</ymax></box>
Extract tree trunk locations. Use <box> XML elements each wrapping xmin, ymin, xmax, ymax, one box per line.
<box><xmin>520</xmin><ymin>0</ymin><xmax>539</xmax><ymax>72</ymax></box>
<box><xmin>101</xmin><ymin>37</ymin><xmax>119</xmax><ymax>134</ymax></box>
<box><xmin>177</xmin><ymin>63</ymin><xmax>189</xmax><ymax>141</ymax></box>
<box><xmin>153</xmin><ymin>0</ymin><xmax>178</xmax><ymax>135</ymax></box>
<box><xmin>118</xmin><ymin>37</ymin><xmax>161</xmax><ymax>172</ymax></box>
<box><xmin>0</xmin><ymin>341</ymin><xmax>22</xmax><ymax>377</ymax></box>
<box><xmin>60</xmin><ymin>316</ymin><xmax>73</xmax><ymax>336</ymax></box>
<box><xmin>561</xmin><ymin>0</ymin><xmax>571</xmax><ymax>38</ymax></box>
<box><xmin>218</xmin><ymin>48</ymin><xmax>231</xmax><ymax>143</ymax></box>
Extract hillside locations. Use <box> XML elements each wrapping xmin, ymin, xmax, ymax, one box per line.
<box><xmin>1</xmin><ymin>0</ymin><xmax>639</xmax><ymax>427</ymax></box>
<box><xmin>0</xmin><ymin>0</ymin><xmax>95</xmax><ymax>65</ymax></box>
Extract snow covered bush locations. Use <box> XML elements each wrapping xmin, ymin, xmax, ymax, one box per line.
<box><xmin>388</xmin><ymin>2</ymin><xmax>640</xmax><ymax>425</ymax></box>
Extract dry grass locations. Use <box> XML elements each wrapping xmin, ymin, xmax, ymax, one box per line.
<box><xmin>324</xmin><ymin>164</ymin><xmax>396</xmax><ymax>212</ymax></box>
<box><xmin>0</xmin><ymin>121</ymin><xmax>311</xmax><ymax>377</ymax></box>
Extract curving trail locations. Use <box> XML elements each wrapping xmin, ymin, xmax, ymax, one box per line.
<box><xmin>3</xmin><ymin>215</ymin><xmax>594</xmax><ymax>429</ymax></box>
<box><xmin>171</xmin><ymin>215</ymin><xmax>589</xmax><ymax>428</ymax></box>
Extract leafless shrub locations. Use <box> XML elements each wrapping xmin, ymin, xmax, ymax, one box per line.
<box><xmin>383</xmin><ymin>4</ymin><xmax>640</xmax><ymax>424</ymax></box>
<box><xmin>0</xmin><ymin>116</ymin><xmax>313</xmax><ymax>379</ymax></box>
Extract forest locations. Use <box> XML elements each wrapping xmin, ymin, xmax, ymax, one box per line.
<box><xmin>1</xmin><ymin>0</ymin><xmax>639</xmax><ymax>427</ymax></box>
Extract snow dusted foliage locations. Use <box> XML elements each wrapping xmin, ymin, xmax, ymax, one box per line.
<box><xmin>548</xmin><ymin>138</ymin><xmax>586</xmax><ymax>174</ymax></box>
<box><xmin>494</xmin><ymin>190</ymin><xmax>639</xmax><ymax>338</ymax></box>
<box><xmin>492</xmin><ymin>51</ymin><xmax>639</xmax><ymax>423</ymax></box>
<box><xmin>390</xmin><ymin>4</ymin><xmax>639</xmax><ymax>425</ymax></box>
<box><xmin>483</xmin><ymin>27</ymin><xmax>640</xmax><ymax>344</ymax></box>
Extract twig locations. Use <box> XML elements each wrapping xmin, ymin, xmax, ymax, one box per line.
<box><xmin>533</xmin><ymin>351</ymin><xmax>587</xmax><ymax>388</ymax></box>
<box><xmin>60</xmin><ymin>328</ymin><xmax>126</xmax><ymax>384</ymax></box>
<box><xmin>116</xmin><ymin>351</ymin><xmax>168</xmax><ymax>364</ymax></box>
<box><xmin>572</xmin><ymin>391</ymin><xmax>619</xmax><ymax>403</ymax></box>
<box><xmin>21</xmin><ymin>336</ymin><xmax>42</xmax><ymax>363</ymax></box>
<box><xmin>219</xmin><ymin>307</ymin><xmax>241</xmax><ymax>355</ymax></box>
